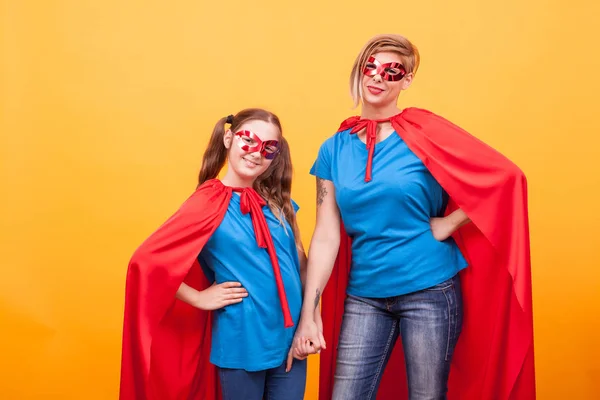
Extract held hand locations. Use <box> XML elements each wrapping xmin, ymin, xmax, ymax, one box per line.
<box><xmin>195</xmin><ymin>281</ymin><xmax>248</xmax><ymax>311</ymax></box>
<box><xmin>287</xmin><ymin>315</ymin><xmax>323</xmax><ymax>372</ymax></box>
<box><xmin>292</xmin><ymin>319</ymin><xmax>321</xmax><ymax>359</ymax></box>
<box><xmin>430</xmin><ymin>217</ymin><xmax>455</xmax><ymax>242</ymax></box>
<box><xmin>286</xmin><ymin>343</ymin><xmax>308</xmax><ymax>372</ymax></box>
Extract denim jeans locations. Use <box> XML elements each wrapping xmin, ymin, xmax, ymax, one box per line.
<box><xmin>332</xmin><ymin>274</ymin><xmax>463</xmax><ymax>400</ymax></box>
<box><xmin>218</xmin><ymin>358</ymin><xmax>307</xmax><ymax>400</ymax></box>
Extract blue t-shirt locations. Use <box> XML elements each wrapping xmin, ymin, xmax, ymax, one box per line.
<box><xmin>198</xmin><ymin>194</ymin><xmax>302</xmax><ymax>371</ymax></box>
<box><xmin>310</xmin><ymin>129</ymin><xmax>467</xmax><ymax>298</ymax></box>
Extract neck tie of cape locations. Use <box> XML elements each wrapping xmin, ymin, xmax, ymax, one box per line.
<box><xmin>339</xmin><ymin>113</ymin><xmax>401</xmax><ymax>182</ymax></box>
<box><xmin>233</xmin><ymin>186</ymin><xmax>294</xmax><ymax>328</ymax></box>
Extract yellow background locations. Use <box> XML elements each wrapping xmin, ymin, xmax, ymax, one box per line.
<box><xmin>2</xmin><ymin>0</ymin><xmax>599</xmax><ymax>398</ymax></box>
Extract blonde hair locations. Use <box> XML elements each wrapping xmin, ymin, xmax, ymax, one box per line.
<box><xmin>350</xmin><ymin>34</ymin><xmax>421</xmax><ymax>107</ymax></box>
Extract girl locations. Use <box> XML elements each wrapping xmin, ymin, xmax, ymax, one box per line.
<box><xmin>120</xmin><ymin>108</ymin><xmax>313</xmax><ymax>400</ymax></box>
<box><xmin>294</xmin><ymin>34</ymin><xmax>535</xmax><ymax>400</ymax></box>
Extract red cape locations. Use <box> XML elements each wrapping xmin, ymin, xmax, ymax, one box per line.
<box><xmin>319</xmin><ymin>108</ymin><xmax>535</xmax><ymax>399</ymax></box>
<box><xmin>119</xmin><ymin>179</ymin><xmax>292</xmax><ymax>400</ymax></box>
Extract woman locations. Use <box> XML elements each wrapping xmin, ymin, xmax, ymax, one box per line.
<box><xmin>120</xmin><ymin>109</ymin><xmax>312</xmax><ymax>400</ymax></box>
<box><xmin>294</xmin><ymin>34</ymin><xmax>535</xmax><ymax>400</ymax></box>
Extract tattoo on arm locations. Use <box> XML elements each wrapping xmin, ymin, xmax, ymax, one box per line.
<box><xmin>316</xmin><ymin>178</ymin><xmax>328</xmax><ymax>207</ymax></box>
<box><xmin>314</xmin><ymin>288</ymin><xmax>321</xmax><ymax>310</ymax></box>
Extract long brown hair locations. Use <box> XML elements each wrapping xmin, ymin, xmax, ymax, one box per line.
<box><xmin>197</xmin><ymin>108</ymin><xmax>301</xmax><ymax>245</ymax></box>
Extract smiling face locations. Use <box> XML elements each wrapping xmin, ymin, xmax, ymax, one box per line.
<box><xmin>348</xmin><ymin>34</ymin><xmax>421</xmax><ymax>109</ymax></box>
<box><xmin>360</xmin><ymin>51</ymin><xmax>413</xmax><ymax>110</ymax></box>
<box><xmin>223</xmin><ymin>119</ymin><xmax>281</xmax><ymax>183</ymax></box>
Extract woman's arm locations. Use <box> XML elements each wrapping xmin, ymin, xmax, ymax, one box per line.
<box><xmin>293</xmin><ymin>177</ymin><xmax>341</xmax><ymax>352</ymax></box>
<box><xmin>430</xmin><ymin>208</ymin><xmax>471</xmax><ymax>241</ymax></box>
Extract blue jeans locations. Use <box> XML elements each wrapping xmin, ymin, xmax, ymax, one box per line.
<box><xmin>332</xmin><ymin>275</ymin><xmax>463</xmax><ymax>400</ymax></box>
<box><xmin>218</xmin><ymin>359</ymin><xmax>307</xmax><ymax>400</ymax></box>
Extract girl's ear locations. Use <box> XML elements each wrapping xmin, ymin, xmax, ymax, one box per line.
<box><xmin>224</xmin><ymin>129</ymin><xmax>233</xmax><ymax>149</ymax></box>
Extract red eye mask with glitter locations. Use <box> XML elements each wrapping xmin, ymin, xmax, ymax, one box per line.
<box><xmin>234</xmin><ymin>130</ymin><xmax>280</xmax><ymax>160</ymax></box>
<box><xmin>363</xmin><ymin>56</ymin><xmax>407</xmax><ymax>82</ymax></box>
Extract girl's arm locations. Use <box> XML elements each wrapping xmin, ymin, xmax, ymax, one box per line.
<box><xmin>176</xmin><ymin>281</ymin><xmax>248</xmax><ymax>311</ymax></box>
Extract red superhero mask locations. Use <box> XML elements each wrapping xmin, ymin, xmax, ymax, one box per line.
<box><xmin>234</xmin><ymin>130</ymin><xmax>280</xmax><ymax>160</ymax></box>
<box><xmin>363</xmin><ymin>56</ymin><xmax>407</xmax><ymax>81</ymax></box>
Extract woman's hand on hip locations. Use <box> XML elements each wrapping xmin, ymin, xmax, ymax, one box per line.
<box><xmin>430</xmin><ymin>208</ymin><xmax>471</xmax><ymax>241</ymax></box>
<box><xmin>430</xmin><ymin>217</ymin><xmax>454</xmax><ymax>241</ymax></box>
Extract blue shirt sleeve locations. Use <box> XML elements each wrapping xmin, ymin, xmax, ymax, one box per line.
<box><xmin>291</xmin><ymin>199</ymin><xmax>300</xmax><ymax>213</ymax></box>
<box><xmin>309</xmin><ymin>137</ymin><xmax>334</xmax><ymax>181</ymax></box>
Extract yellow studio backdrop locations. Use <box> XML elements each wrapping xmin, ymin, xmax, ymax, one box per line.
<box><xmin>1</xmin><ymin>0</ymin><xmax>599</xmax><ymax>398</ymax></box>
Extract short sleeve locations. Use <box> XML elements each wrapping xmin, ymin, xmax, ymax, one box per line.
<box><xmin>309</xmin><ymin>137</ymin><xmax>334</xmax><ymax>181</ymax></box>
<box><xmin>291</xmin><ymin>199</ymin><xmax>300</xmax><ymax>213</ymax></box>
